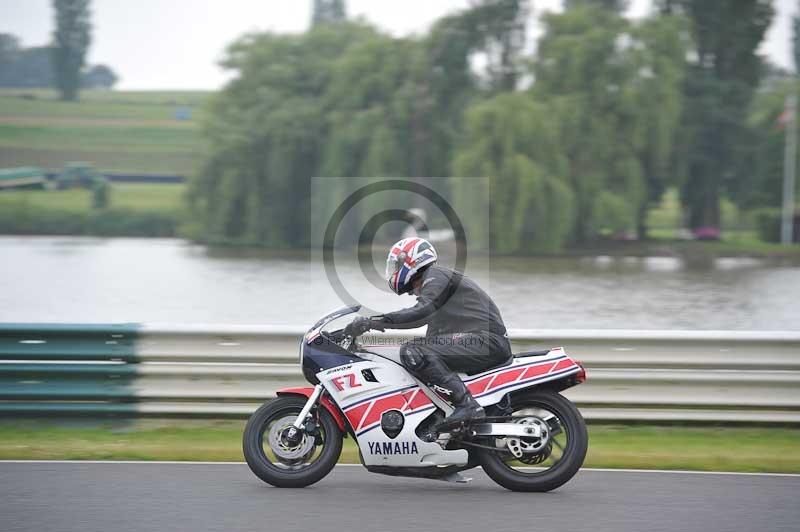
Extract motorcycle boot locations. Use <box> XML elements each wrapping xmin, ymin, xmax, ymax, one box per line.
<box><xmin>421</xmin><ymin>355</ymin><xmax>485</xmax><ymax>430</ymax></box>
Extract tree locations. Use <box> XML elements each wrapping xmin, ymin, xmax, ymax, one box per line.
<box><xmin>416</xmin><ymin>0</ymin><xmax>530</xmax><ymax>180</ymax></box>
<box><xmin>191</xmin><ymin>0</ymin><xmax>692</xmax><ymax>250</ymax></box>
<box><xmin>533</xmin><ymin>5</ymin><xmax>686</xmax><ymax>241</ymax></box>
<box><xmin>0</xmin><ymin>34</ymin><xmax>54</xmax><ymax>88</ymax></box>
<box><xmin>741</xmin><ymin>4</ymin><xmax>800</xmax><ymax>212</ymax></box>
<box><xmin>452</xmin><ymin>93</ymin><xmax>575</xmax><ymax>252</ymax></box>
<box><xmin>0</xmin><ymin>34</ymin><xmax>18</xmax><ymax>60</ymax></box>
<box><xmin>0</xmin><ymin>34</ymin><xmax>20</xmax><ymax>87</ymax></box>
<box><xmin>81</xmin><ymin>64</ymin><xmax>118</xmax><ymax>89</ymax></box>
<box><xmin>311</xmin><ymin>0</ymin><xmax>347</xmax><ymax>27</ymax></box>
<box><xmin>659</xmin><ymin>0</ymin><xmax>773</xmax><ymax>231</ymax></box>
<box><xmin>429</xmin><ymin>0</ymin><xmax>529</xmax><ymax>93</ymax></box>
<box><xmin>321</xmin><ymin>34</ymin><xmax>423</xmax><ymax>179</ymax></box>
<box><xmin>627</xmin><ymin>15</ymin><xmax>688</xmax><ymax>237</ymax></box>
<box><xmin>744</xmin><ymin>79</ymin><xmax>799</xmax><ymax>209</ymax></box>
<box><xmin>794</xmin><ymin>1</ymin><xmax>800</xmax><ymax>73</ymax></box>
<box><xmin>52</xmin><ymin>0</ymin><xmax>91</xmax><ymax>101</ymax></box>
<box><xmin>189</xmin><ymin>23</ymin><xmax>375</xmax><ymax>246</ymax></box>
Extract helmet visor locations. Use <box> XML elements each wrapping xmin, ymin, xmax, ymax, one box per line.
<box><xmin>385</xmin><ymin>252</ymin><xmax>406</xmax><ymax>289</ymax></box>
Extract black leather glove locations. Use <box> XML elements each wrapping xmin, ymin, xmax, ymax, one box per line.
<box><xmin>343</xmin><ymin>317</ymin><xmax>384</xmax><ymax>337</ymax></box>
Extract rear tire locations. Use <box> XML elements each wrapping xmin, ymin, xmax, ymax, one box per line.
<box><xmin>477</xmin><ymin>391</ymin><xmax>587</xmax><ymax>492</ymax></box>
<box><xmin>243</xmin><ymin>396</ymin><xmax>343</xmax><ymax>488</ymax></box>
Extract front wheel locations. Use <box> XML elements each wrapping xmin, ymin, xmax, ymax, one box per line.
<box><xmin>243</xmin><ymin>396</ymin><xmax>343</xmax><ymax>488</ymax></box>
<box><xmin>477</xmin><ymin>391</ymin><xmax>588</xmax><ymax>492</ymax></box>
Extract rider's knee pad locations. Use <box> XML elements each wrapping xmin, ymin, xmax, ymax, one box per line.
<box><xmin>400</xmin><ymin>344</ymin><xmax>427</xmax><ymax>373</ymax></box>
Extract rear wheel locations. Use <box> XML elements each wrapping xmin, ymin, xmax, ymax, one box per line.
<box><xmin>477</xmin><ymin>391</ymin><xmax>587</xmax><ymax>492</ymax></box>
<box><xmin>243</xmin><ymin>396</ymin><xmax>343</xmax><ymax>488</ymax></box>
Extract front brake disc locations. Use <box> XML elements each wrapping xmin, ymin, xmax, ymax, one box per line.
<box><xmin>267</xmin><ymin>415</ymin><xmax>316</xmax><ymax>463</ymax></box>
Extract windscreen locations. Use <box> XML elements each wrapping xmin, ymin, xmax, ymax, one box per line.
<box><xmin>307</xmin><ymin>304</ymin><xmax>361</xmax><ymax>333</ymax></box>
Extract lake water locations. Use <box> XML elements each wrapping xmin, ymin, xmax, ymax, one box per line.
<box><xmin>0</xmin><ymin>236</ymin><xmax>798</xmax><ymax>330</ymax></box>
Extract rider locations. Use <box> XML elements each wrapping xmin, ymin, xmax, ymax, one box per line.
<box><xmin>344</xmin><ymin>237</ymin><xmax>512</xmax><ymax>427</ymax></box>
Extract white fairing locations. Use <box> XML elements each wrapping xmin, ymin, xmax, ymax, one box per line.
<box><xmin>317</xmin><ymin>343</ymin><xmax>582</xmax><ymax>468</ymax></box>
<box><xmin>318</xmin><ymin>357</ymin><xmax>467</xmax><ymax>467</ymax></box>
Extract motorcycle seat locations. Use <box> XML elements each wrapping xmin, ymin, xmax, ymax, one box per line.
<box><xmin>462</xmin><ymin>349</ymin><xmax>554</xmax><ymax>377</ymax></box>
<box><xmin>513</xmin><ymin>349</ymin><xmax>552</xmax><ymax>358</ymax></box>
<box><xmin>482</xmin><ymin>349</ymin><xmax>552</xmax><ymax>371</ymax></box>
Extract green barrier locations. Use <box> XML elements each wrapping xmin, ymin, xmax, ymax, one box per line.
<box><xmin>0</xmin><ymin>402</ymin><xmax>148</xmax><ymax>414</ymax></box>
<box><xmin>0</xmin><ymin>363</ymin><xmax>136</xmax><ymax>376</ymax></box>
<box><xmin>0</xmin><ymin>323</ymin><xmax>139</xmax><ymax>361</ymax></box>
<box><xmin>0</xmin><ymin>323</ymin><xmax>141</xmax><ymax>412</ymax></box>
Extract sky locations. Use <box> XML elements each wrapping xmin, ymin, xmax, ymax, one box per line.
<box><xmin>0</xmin><ymin>0</ymin><xmax>797</xmax><ymax>90</ymax></box>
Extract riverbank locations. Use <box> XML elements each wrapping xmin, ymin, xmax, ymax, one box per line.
<box><xmin>1</xmin><ymin>420</ymin><xmax>797</xmax><ymax>473</ymax></box>
<box><xmin>556</xmin><ymin>237</ymin><xmax>800</xmax><ymax>261</ymax></box>
<box><xmin>1</xmin><ymin>191</ymin><xmax>798</xmax><ymax>258</ymax></box>
<box><xmin>0</xmin><ymin>183</ymin><xmax>184</xmax><ymax>237</ymax></box>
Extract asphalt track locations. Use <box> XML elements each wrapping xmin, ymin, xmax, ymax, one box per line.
<box><xmin>2</xmin><ymin>462</ymin><xmax>799</xmax><ymax>532</ymax></box>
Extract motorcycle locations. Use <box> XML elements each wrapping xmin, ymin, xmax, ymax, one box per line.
<box><xmin>243</xmin><ymin>305</ymin><xmax>588</xmax><ymax>492</ymax></box>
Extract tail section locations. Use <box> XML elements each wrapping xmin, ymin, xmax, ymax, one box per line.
<box><xmin>463</xmin><ymin>348</ymin><xmax>584</xmax><ymax>407</ymax></box>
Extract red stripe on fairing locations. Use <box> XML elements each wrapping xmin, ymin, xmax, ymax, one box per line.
<box><xmin>360</xmin><ymin>394</ymin><xmax>407</xmax><ymax>429</ymax></box>
<box><xmin>523</xmin><ymin>362</ymin><xmax>557</xmax><ymax>380</ymax></box>
<box><xmin>404</xmin><ymin>389</ymin><xmax>432</xmax><ymax>411</ymax></box>
<box><xmin>472</xmin><ymin>359</ymin><xmax>564</xmax><ymax>395</ymax></box>
<box><xmin>401</xmin><ymin>389</ymin><xmax>418</xmax><ymax>409</ymax></box>
<box><xmin>345</xmin><ymin>387</ymin><xmax>434</xmax><ymax>433</ymax></box>
<box><xmin>550</xmin><ymin>359</ymin><xmax>576</xmax><ymax>373</ymax></box>
<box><xmin>467</xmin><ymin>375</ymin><xmax>494</xmax><ymax>395</ymax></box>
<box><xmin>345</xmin><ymin>358</ymin><xmax>579</xmax><ymax>432</ymax></box>
<box><xmin>359</xmin><ymin>401</ymin><xmax>379</xmax><ymax>431</ymax></box>
<box><xmin>488</xmin><ymin>367</ymin><xmax>526</xmax><ymax>389</ymax></box>
<box><xmin>344</xmin><ymin>402</ymin><xmax>371</xmax><ymax>431</ymax></box>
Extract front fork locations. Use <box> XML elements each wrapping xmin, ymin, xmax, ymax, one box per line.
<box><xmin>291</xmin><ymin>384</ymin><xmax>323</xmax><ymax>429</ymax></box>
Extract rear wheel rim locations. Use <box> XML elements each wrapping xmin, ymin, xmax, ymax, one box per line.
<box><xmin>488</xmin><ymin>399</ymin><xmax>573</xmax><ymax>476</ymax></box>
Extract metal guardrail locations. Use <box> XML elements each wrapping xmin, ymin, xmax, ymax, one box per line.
<box><xmin>1</xmin><ymin>323</ymin><xmax>799</xmax><ymax>423</ymax></box>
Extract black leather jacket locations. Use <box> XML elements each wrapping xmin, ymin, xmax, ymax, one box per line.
<box><xmin>377</xmin><ymin>265</ymin><xmax>507</xmax><ymax>338</ymax></box>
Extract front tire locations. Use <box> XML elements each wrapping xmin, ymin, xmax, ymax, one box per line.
<box><xmin>477</xmin><ymin>391</ymin><xmax>588</xmax><ymax>492</ymax></box>
<box><xmin>243</xmin><ymin>396</ymin><xmax>343</xmax><ymax>488</ymax></box>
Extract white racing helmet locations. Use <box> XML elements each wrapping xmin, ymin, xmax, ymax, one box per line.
<box><xmin>385</xmin><ymin>237</ymin><xmax>438</xmax><ymax>294</ymax></box>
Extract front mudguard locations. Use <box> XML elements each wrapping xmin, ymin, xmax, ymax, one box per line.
<box><xmin>276</xmin><ymin>386</ymin><xmax>347</xmax><ymax>433</ymax></box>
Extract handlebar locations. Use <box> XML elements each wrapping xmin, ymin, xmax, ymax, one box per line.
<box><xmin>340</xmin><ymin>335</ymin><xmax>354</xmax><ymax>350</ymax></box>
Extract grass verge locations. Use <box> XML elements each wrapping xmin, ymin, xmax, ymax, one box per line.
<box><xmin>0</xmin><ymin>184</ymin><xmax>185</xmax><ymax>237</ymax></box>
<box><xmin>1</xmin><ymin>421</ymin><xmax>798</xmax><ymax>473</ymax></box>
<box><xmin>0</xmin><ymin>183</ymin><xmax>186</xmax><ymax>213</ymax></box>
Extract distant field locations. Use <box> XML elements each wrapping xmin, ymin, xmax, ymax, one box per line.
<box><xmin>0</xmin><ymin>89</ymin><xmax>211</xmax><ymax>174</ymax></box>
<box><xmin>0</xmin><ymin>183</ymin><xmax>186</xmax><ymax>214</ymax></box>
<box><xmin>0</xmin><ymin>89</ymin><xmax>210</xmax><ymax>119</ymax></box>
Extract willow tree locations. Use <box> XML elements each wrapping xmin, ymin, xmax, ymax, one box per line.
<box><xmin>315</xmin><ymin>33</ymin><xmax>428</xmax><ymax>245</ymax></box>
<box><xmin>452</xmin><ymin>94</ymin><xmax>574</xmax><ymax>253</ymax></box>
<box><xmin>659</xmin><ymin>0</ymin><xmax>773</xmax><ymax>231</ymax></box>
<box><xmin>626</xmin><ymin>14</ymin><xmax>688</xmax><ymax>237</ymax></box>
<box><xmin>317</xmin><ymin>1</ymin><xmax>533</xmax><ymax>241</ymax></box>
<box><xmin>533</xmin><ymin>5</ymin><xmax>686</xmax><ymax>240</ymax></box>
<box><xmin>189</xmin><ymin>23</ymin><xmax>376</xmax><ymax>246</ymax></box>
